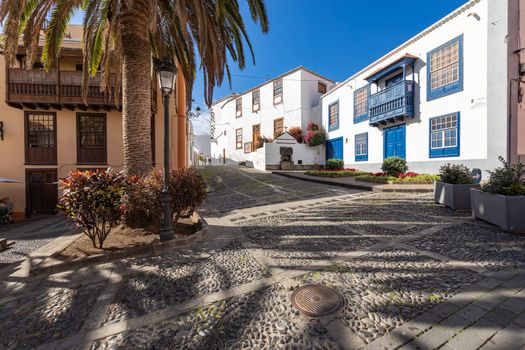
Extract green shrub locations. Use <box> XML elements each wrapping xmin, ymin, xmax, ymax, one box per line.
<box><xmin>481</xmin><ymin>156</ymin><xmax>525</xmax><ymax>196</ymax></box>
<box><xmin>391</xmin><ymin>174</ymin><xmax>440</xmax><ymax>184</ymax></box>
<box><xmin>381</xmin><ymin>157</ymin><xmax>408</xmax><ymax>177</ymax></box>
<box><xmin>326</xmin><ymin>158</ymin><xmax>344</xmax><ymax>170</ymax></box>
<box><xmin>305</xmin><ymin>170</ymin><xmax>369</xmax><ymax>177</ymax></box>
<box><xmin>355</xmin><ymin>174</ymin><xmax>438</xmax><ymax>184</ymax></box>
<box><xmin>58</xmin><ymin>169</ymin><xmax>126</xmax><ymax>249</ymax></box>
<box><xmin>355</xmin><ymin>175</ymin><xmax>393</xmax><ymax>184</ymax></box>
<box><xmin>438</xmin><ymin>164</ymin><xmax>473</xmax><ymax>184</ymax></box>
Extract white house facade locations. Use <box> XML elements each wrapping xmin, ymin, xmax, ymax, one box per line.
<box><xmin>210</xmin><ymin>67</ymin><xmax>334</xmax><ymax>170</ymax></box>
<box><xmin>321</xmin><ymin>0</ymin><xmax>525</xmax><ymax>177</ymax></box>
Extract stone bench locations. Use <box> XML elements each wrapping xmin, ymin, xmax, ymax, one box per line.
<box><xmin>0</xmin><ymin>238</ymin><xmax>7</xmax><ymax>251</ymax></box>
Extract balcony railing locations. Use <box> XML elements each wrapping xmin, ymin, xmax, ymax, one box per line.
<box><xmin>7</xmin><ymin>68</ymin><xmax>157</xmax><ymax>112</ymax></box>
<box><xmin>368</xmin><ymin>80</ymin><xmax>414</xmax><ymax>125</ymax></box>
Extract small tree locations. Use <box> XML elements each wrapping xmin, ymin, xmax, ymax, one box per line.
<box><xmin>381</xmin><ymin>157</ymin><xmax>408</xmax><ymax>177</ymax></box>
<box><xmin>168</xmin><ymin>169</ymin><xmax>208</xmax><ymax>229</ymax></box>
<box><xmin>482</xmin><ymin>156</ymin><xmax>525</xmax><ymax>196</ymax></box>
<box><xmin>439</xmin><ymin>164</ymin><xmax>473</xmax><ymax>184</ymax></box>
<box><xmin>58</xmin><ymin>170</ymin><xmax>126</xmax><ymax>249</ymax></box>
<box><xmin>326</xmin><ymin>158</ymin><xmax>344</xmax><ymax>170</ymax></box>
<box><xmin>288</xmin><ymin>126</ymin><xmax>303</xmax><ymax>143</ymax></box>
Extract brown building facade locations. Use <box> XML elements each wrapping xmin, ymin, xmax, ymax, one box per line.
<box><xmin>0</xmin><ymin>26</ymin><xmax>189</xmax><ymax>219</ymax></box>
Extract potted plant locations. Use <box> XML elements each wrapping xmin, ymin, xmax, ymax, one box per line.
<box><xmin>470</xmin><ymin>157</ymin><xmax>525</xmax><ymax>233</ymax></box>
<box><xmin>434</xmin><ymin>164</ymin><xmax>479</xmax><ymax>210</ymax></box>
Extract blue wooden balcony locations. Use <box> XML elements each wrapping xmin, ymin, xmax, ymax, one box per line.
<box><xmin>368</xmin><ymin>80</ymin><xmax>414</xmax><ymax>126</ymax></box>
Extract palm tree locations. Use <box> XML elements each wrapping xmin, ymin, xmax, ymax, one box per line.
<box><xmin>0</xmin><ymin>0</ymin><xmax>268</xmax><ymax>175</ymax></box>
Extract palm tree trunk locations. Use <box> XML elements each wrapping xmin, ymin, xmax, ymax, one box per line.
<box><xmin>120</xmin><ymin>0</ymin><xmax>153</xmax><ymax>176</ymax></box>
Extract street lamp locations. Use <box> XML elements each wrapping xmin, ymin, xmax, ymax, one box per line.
<box><xmin>187</xmin><ymin>106</ymin><xmax>201</xmax><ymax>119</ymax></box>
<box><xmin>154</xmin><ymin>58</ymin><xmax>177</xmax><ymax>241</ymax></box>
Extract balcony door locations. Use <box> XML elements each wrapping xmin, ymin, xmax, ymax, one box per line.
<box><xmin>384</xmin><ymin>124</ymin><xmax>406</xmax><ymax>159</ymax></box>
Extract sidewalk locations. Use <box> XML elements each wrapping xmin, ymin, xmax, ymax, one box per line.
<box><xmin>272</xmin><ymin>170</ymin><xmax>434</xmax><ymax>193</ymax></box>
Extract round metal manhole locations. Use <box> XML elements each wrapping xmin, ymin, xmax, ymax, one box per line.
<box><xmin>291</xmin><ymin>284</ymin><xmax>344</xmax><ymax>317</ymax></box>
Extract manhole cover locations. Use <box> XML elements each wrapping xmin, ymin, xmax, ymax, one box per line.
<box><xmin>291</xmin><ymin>284</ymin><xmax>343</xmax><ymax>317</ymax></box>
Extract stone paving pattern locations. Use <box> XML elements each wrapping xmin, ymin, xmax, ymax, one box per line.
<box><xmin>1</xmin><ymin>166</ymin><xmax>525</xmax><ymax>350</ymax></box>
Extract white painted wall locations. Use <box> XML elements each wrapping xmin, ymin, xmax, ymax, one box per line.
<box><xmin>210</xmin><ymin>67</ymin><xmax>333</xmax><ymax>166</ymax></box>
<box><xmin>265</xmin><ymin>133</ymin><xmax>325</xmax><ymax>167</ymax></box>
<box><xmin>321</xmin><ymin>0</ymin><xmax>503</xmax><ymax>176</ymax></box>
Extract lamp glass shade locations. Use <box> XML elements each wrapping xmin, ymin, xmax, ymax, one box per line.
<box><xmin>157</xmin><ymin>69</ymin><xmax>176</xmax><ymax>95</ymax></box>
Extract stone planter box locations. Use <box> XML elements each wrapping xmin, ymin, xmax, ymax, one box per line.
<box><xmin>434</xmin><ymin>181</ymin><xmax>479</xmax><ymax>211</ymax></box>
<box><xmin>470</xmin><ymin>189</ymin><xmax>525</xmax><ymax>233</ymax></box>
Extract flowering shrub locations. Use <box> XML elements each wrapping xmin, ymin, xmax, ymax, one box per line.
<box><xmin>168</xmin><ymin>168</ymin><xmax>208</xmax><ymax>228</ymax></box>
<box><xmin>122</xmin><ymin>172</ymin><xmax>163</xmax><ymax>231</ymax></box>
<box><xmin>123</xmin><ymin>169</ymin><xmax>208</xmax><ymax>231</ymax></box>
<box><xmin>303</xmin><ymin>122</ymin><xmax>326</xmax><ymax>147</ymax></box>
<box><xmin>355</xmin><ymin>173</ymin><xmax>439</xmax><ymax>184</ymax></box>
<box><xmin>288</xmin><ymin>126</ymin><xmax>303</xmax><ymax>143</ymax></box>
<box><xmin>58</xmin><ymin>169</ymin><xmax>126</xmax><ymax>249</ymax></box>
<box><xmin>398</xmin><ymin>172</ymin><xmax>419</xmax><ymax>178</ymax></box>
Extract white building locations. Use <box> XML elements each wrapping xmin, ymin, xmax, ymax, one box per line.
<box><xmin>210</xmin><ymin>67</ymin><xmax>334</xmax><ymax>170</ymax></box>
<box><xmin>321</xmin><ymin>0</ymin><xmax>525</xmax><ymax>177</ymax></box>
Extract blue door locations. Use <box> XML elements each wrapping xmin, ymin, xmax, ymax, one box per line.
<box><xmin>384</xmin><ymin>124</ymin><xmax>406</xmax><ymax>159</ymax></box>
<box><xmin>326</xmin><ymin>137</ymin><xmax>344</xmax><ymax>160</ymax></box>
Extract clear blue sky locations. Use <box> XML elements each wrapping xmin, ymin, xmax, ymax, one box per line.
<box><xmin>72</xmin><ymin>0</ymin><xmax>468</xmax><ymax>134</ymax></box>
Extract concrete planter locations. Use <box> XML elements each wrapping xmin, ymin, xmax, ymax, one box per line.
<box><xmin>470</xmin><ymin>189</ymin><xmax>525</xmax><ymax>233</ymax></box>
<box><xmin>434</xmin><ymin>181</ymin><xmax>479</xmax><ymax>211</ymax></box>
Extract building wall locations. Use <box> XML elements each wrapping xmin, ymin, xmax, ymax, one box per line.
<box><xmin>210</xmin><ymin>68</ymin><xmax>333</xmax><ymax>165</ymax></box>
<box><xmin>0</xmin><ymin>49</ymin><xmax>187</xmax><ymax>219</ymax></box>
<box><xmin>321</xmin><ymin>0</ymin><xmax>509</xmax><ymax>176</ymax></box>
<box><xmin>516</xmin><ymin>0</ymin><xmax>525</xmax><ymax>158</ymax></box>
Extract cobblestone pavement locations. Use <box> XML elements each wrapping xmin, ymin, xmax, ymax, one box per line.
<box><xmin>1</xmin><ymin>166</ymin><xmax>525</xmax><ymax>350</ymax></box>
<box><xmin>0</xmin><ymin>216</ymin><xmax>78</xmax><ymax>269</ymax></box>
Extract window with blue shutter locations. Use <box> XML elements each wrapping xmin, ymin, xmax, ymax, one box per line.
<box><xmin>355</xmin><ymin>132</ymin><xmax>368</xmax><ymax>161</ymax></box>
<box><xmin>429</xmin><ymin>112</ymin><xmax>460</xmax><ymax>158</ymax></box>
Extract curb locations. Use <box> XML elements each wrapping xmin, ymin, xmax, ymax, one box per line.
<box><xmin>272</xmin><ymin>171</ymin><xmax>372</xmax><ymax>191</ymax></box>
<box><xmin>272</xmin><ymin>171</ymin><xmax>434</xmax><ymax>193</ymax></box>
<box><xmin>29</xmin><ymin>216</ymin><xmax>209</xmax><ymax>277</ymax></box>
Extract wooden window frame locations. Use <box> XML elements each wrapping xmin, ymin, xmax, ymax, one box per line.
<box><xmin>76</xmin><ymin>112</ymin><xmax>107</xmax><ymax>165</ymax></box>
<box><xmin>236</xmin><ymin>98</ymin><xmax>242</xmax><ymax>118</ymax></box>
<box><xmin>318</xmin><ymin>81</ymin><xmax>327</xmax><ymax>94</ymax></box>
<box><xmin>273</xmin><ymin>79</ymin><xmax>283</xmax><ymax>105</ymax></box>
<box><xmin>252</xmin><ymin>90</ymin><xmax>260</xmax><ymax>112</ymax></box>
<box><xmin>328</xmin><ymin>101</ymin><xmax>339</xmax><ymax>131</ymax></box>
<box><xmin>273</xmin><ymin>117</ymin><xmax>284</xmax><ymax>138</ymax></box>
<box><xmin>235</xmin><ymin>128</ymin><xmax>243</xmax><ymax>149</ymax></box>
<box><xmin>24</xmin><ymin>111</ymin><xmax>57</xmax><ymax>165</ymax></box>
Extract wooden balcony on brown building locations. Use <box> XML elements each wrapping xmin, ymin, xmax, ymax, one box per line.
<box><xmin>6</xmin><ymin>68</ymin><xmax>158</xmax><ymax>113</ymax></box>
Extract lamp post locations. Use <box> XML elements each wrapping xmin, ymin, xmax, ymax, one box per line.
<box><xmin>154</xmin><ymin>58</ymin><xmax>177</xmax><ymax>241</ymax></box>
